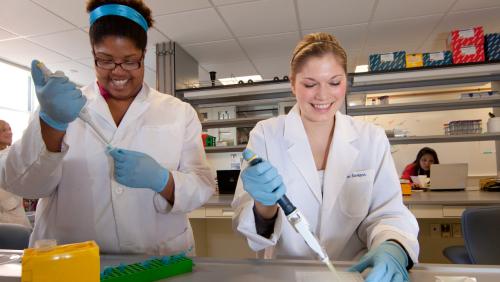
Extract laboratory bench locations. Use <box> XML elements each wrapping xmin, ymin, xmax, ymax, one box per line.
<box><xmin>1</xmin><ymin>249</ymin><xmax>499</xmax><ymax>281</ymax></box>
<box><xmin>189</xmin><ymin>190</ymin><xmax>500</xmax><ymax>219</ymax></box>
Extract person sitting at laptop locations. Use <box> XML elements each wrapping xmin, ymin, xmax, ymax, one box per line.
<box><xmin>401</xmin><ymin>147</ymin><xmax>439</xmax><ymax>188</ymax></box>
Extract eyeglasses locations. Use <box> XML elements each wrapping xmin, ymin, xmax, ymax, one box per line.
<box><xmin>94</xmin><ymin>55</ymin><xmax>144</xmax><ymax>71</ymax></box>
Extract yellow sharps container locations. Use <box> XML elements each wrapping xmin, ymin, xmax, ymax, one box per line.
<box><xmin>22</xmin><ymin>240</ymin><xmax>100</xmax><ymax>282</ymax></box>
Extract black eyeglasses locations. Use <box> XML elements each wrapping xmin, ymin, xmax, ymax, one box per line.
<box><xmin>93</xmin><ymin>53</ymin><xmax>144</xmax><ymax>71</ymax></box>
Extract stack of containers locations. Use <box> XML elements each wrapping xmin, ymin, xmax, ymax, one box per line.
<box><xmin>485</xmin><ymin>33</ymin><xmax>500</xmax><ymax>62</ymax></box>
<box><xmin>448</xmin><ymin>26</ymin><xmax>485</xmax><ymax>64</ymax></box>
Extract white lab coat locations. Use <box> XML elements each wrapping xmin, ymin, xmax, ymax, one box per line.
<box><xmin>1</xmin><ymin>82</ymin><xmax>215</xmax><ymax>255</ymax></box>
<box><xmin>232</xmin><ymin>105</ymin><xmax>419</xmax><ymax>262</ymax></box>
<box><xmin>0</xmin><ymin>148</ymin><xmax>31</xmax><ymax>228</ymax></box>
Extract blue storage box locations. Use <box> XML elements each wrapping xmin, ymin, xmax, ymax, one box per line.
<box><xmin>423</xmin><ymin>51</ymin><xmax>452</xmax><ymax>67</ymax></box>
<box><xmin>486</xmin><ymin>33</ymin><xmax>500</xmax><ymax>62</ymax></box>
<box><xmin>369</xmin><ymin>51</ymin><xmax>406</xmax><ymax>72</ymax></box>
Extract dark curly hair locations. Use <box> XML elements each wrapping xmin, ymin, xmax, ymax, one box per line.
<box><xmin>86</xmin><ymin>0</ymin><xmax>154</xmax><ymax>51</ymax></box>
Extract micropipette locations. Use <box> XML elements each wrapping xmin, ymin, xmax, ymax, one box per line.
<box><xmin>243</xmin><ymin>149</ymin><xmax>342</xmax><ymax>281</ymax></box>
<box><xmin>35</xmin><ymin>62</ymin><xmax>112</xmax><ymax>149</ymax></box>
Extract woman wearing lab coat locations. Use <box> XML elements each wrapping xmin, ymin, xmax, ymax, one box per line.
<box><xmin>1</xmin><ymin>0</ymin><xmax>214</xmax><ymax>255</ymax></box>
<box><xmin>0</xmin><ymin>120</ymin><xmax>30</xmax><ymax>228</ymax></box>
<box><xmin>232</xmin><ymin>32</ymin><xmax>419</xmax><ymax>281</ymax></box>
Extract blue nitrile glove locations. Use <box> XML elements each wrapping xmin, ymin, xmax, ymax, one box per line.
<box><xmin>241</xmin><ymin>150</ymin><xmax>286</xmax><ymax>206</ymax></box>
<box><xmin>348</xmin><ymin>241</ymin><xmax>410</xmax><ymax>282</ymax></box>
<box><xmin>31</xmin><ymin>60</ymin><xmax>86</xmax><ymax>131</ymax></box>
<box><xmin>108</xmin><ymin>148</ymin><xmax>170</xmax><ymax>193</ymax></box>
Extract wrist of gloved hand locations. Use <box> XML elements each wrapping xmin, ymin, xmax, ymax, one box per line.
<box><xmin>348</xmin><ymin>240</ymin><xmax>409</xmax><ymax>282</ymax></box>
<box><xmin>39</xmin><ymin>111</ymin><xmax>68</xmax><ymax>131</ymax></box>
<box><xmin>151</xmin><ymin>168</ymin><xmax>170</xmax><ymax>193</ymax></box>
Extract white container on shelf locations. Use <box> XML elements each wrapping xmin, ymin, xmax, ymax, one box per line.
<box><xmin>487</xmin><ymin>117</ymin><xmax>500</xmax><ymax>133</ymax></box>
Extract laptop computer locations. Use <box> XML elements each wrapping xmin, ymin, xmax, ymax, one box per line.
<box><xmin>429</xmin><ymin>163</ymin><xmax>468</xmax><ymax>190</ymax></box>
<box><xmin>216</xmin><ymin>170</ymin><xmax>240</xmax><ymax>194</ymax></box>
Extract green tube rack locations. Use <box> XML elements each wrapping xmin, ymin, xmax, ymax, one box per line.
<box><xmin>100</xmin><ymin>254</ymin><xmax>193</xmax><ymax>282</ymax></box>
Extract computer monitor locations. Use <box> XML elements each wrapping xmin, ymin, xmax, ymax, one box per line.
<box><xmin>216</xmin><ymin>170</ymin><xmax>240</xmax><ymax>194</ymax></box>
<box><xmin>429</xmin><ymin>163</ymin><xmax>468</xmax><ymax>190</ymax></box>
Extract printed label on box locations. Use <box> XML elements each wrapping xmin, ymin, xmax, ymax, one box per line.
<box><xmin>380</xmin><ymin>53</ymin><xmax>394</xmax><ymax>62</ymax></box>
<box><xmin>429</xmin><ymin>52</ymin><xmax>445</xmax><ymax>61</ymax></box>
<box><xmin>461</xmin><ymin>45</ymin><xmax>477</xmax><ymax>55</ymax></box>
<box><xmin>459</xmin><ymin>29</ymin><xmax>475</xmax><ymax>39</ymax></box>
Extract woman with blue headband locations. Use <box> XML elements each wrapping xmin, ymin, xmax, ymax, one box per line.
<box><xmin>2</xmin><ymin>0</ymin><xmax>214</xmax><ymax>255</ymax></box>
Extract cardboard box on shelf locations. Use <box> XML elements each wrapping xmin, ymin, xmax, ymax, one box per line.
<box><xmin>423</xmin><ymin>51</ymin><xmax>452</xmax><ymax>67</ymax></box>
<box><xmin>486</xmin><ymin>33</ymin><xmax>500</xmax><ymax>62</ymax></box>
<box><xmin>369</xmin><ymin>51</ymin><xmax>406</xmax><ymax>72</ymax></box>
<box><xmin>406</xmin><ymin>53</ymin><xmax>423</xmax><ymax>68</ymax></box>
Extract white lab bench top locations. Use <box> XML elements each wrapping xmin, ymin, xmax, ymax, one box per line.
<box><xmin>1</xmin><ymin>250</ymin><xmax>499</xmax><ymax>281</ymax></box>
<box><xmin>189</xmin><ymin>190</ymin><xmax>500</xmax><ymax>219</ymax></box>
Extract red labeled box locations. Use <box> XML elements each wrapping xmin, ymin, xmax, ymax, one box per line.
<box><xmin>448</xmin><ymin>26</ymin><xmax>485</xmax><ymax>64</ymax></box>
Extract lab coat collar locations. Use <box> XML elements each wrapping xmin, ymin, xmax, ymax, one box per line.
<box><xmin>282</xmin><ymin>105</ymin><xmax>321</xmax><ymax>203</ymax></box>
<box><xmin>84</xmin><ymin>82</ymin><xmax>151</xmax><ymax>144</ymax></box>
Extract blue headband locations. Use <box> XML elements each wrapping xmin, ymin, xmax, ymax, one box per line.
<box><xmin>89</xmin><ymin>4</ymin><xmax>148</xmax><ymax>32</ymax></box>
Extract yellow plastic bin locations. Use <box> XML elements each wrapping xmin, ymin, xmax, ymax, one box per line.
<box><xmin>22</xmin><ymin>240</ymin><xmax>100</xmax><ymax>282</ymax></box>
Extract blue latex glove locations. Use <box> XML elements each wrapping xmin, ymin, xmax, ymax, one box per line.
<box><xmin>31</xmin><ymin>60</ymin><xmax>86</xmax><ymax>131</ymax></box>
<box><xmin>348</xmin><ymin>241</ymin><xmax>410</xmax><ymax>282</ymax></box>
<box><xmin>241</xmin><ymin>149</ymin><xmax>286</xmax><ymax>206</ymax></box>
<box><xmin>108</xmin><ymin>148</ymin><xmax>170</xmax><ymax>193</ymax></box>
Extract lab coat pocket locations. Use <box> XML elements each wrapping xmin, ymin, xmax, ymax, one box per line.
<box><xmin>157</xmin><ymin>226</ymin><xmax>191</xmax><ymax>256</ymax></box>
<box><xmin>339</xmin><ymin>169</ymin><xmax>374</xmax><ymax>218</ymax></box>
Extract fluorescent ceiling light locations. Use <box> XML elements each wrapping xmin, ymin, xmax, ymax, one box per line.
<box><xmin>218</xmin><ymin>75</ymin><xmax>263</xmax><ymax>85</ymax></box>
<box><xmin>355</xmin><ymin>65</ymin><xmax>368</xmax><ymax>73</ymax></box>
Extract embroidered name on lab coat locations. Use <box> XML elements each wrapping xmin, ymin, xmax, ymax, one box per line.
<box><xmin>347</xmin><ymin>172</ymin><xmax>367</xmax><ymax>179</ymax></box>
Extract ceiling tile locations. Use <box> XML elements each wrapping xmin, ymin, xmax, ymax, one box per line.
<box><xmin>44</xmin><ymin>60</ymin><xmax>94</xmax><ymax>86</ymax></box>
<box><xmin>183</xmin><ymin>40</ymin><xmax>247</xmax><ymax>64</ymax></box>
<box><xmin>32</xmin><ymin>0</ymin><xmax>88</xmax><ymax>27</ymax></box>
<box><xmin>0</xmin><ymin>38</ymin><xmax>69</xmax><ymax>67</ymax></box>
<box><xmin>303</xmin><ymin>23</ymin><xmax>368</xmax><ymax>50</ymax></box>
<box><xmin>76</xmin><ymin>57</ymin><xmax>94</xmax><ymax>68</ymax></box>
<box><xmin>154</xmin><ymin>8</ymin><xmax>232</xmax><ymax>45</ymax></box>
<box><xmin>148</xmin><ymin>28</ymin><xmax>170</xmax><ymax>46</ymax></box>
<box><xmin>29</xmin><ymin>29</ymin><xmax>91</xmax><ymax>60</ymax></box>
<box><xmin>373</xmin><ymin>0</ymin><xmax>454</xmax><ymax>22</ymax></box>
<box><xmin>212</xmin><ymin>0</ymin><xmax>259</xmax><ymax>5</ymax></box>
<box><xmin>218</xmin><ymin>0</ymin><xmax>298</xmax><ymax>37</ymax></box>
<box><xmin>200</xmin><ymin>60</ymin><xmax>257</xmax><ymax>79</ymax></box>
<box><xmin>146</xmin><ymin>0</ymin><xmax>211</xmax><ymax>16</ymax></box>
<box><xmin>452</xmin><ymin>0</ymin><xmax>500</xmax><ymax>12</ymax></box>
<box><xmin>198</xmin><ymin>65</ymin><xmax>210</xmax><ymax>82</ymax></box>
<box><xmin>0</xmin><ymin>0</ymin><xmax>74</xmax><ymax>37</ymax></box>
<box><xmin>0</xmin><ymin>27</ymin><xmax>17</xmax><ymax>41</ymax></box>
<box><xmin>297</xmin><ymin>0</ymin><xmax>376</xmax><ymax>29</ymax></box>
<box><xmin>366</xmin><ymin>15</ymin><xmax>441</xmax><ymax>50</ymax></box>
<box><xmin>435</xmin><ymin>7</ymin><xmax>500</xmax><ymax>34</ymax></box>
<box><xmin>239</xmin><ymin>32</ymin><xmax>299</xmax><ymax>60</ymax></box>
<box><xmin>252</xmin><ymin>56</ymin><xmax>290</xmax><ymax>79</ymax></box>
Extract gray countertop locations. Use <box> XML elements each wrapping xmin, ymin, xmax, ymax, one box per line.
<box><xmin>1</xmin><ymin>251</ymin><xmax>499</xmax><ymax>282</ymax></box>
<box><xmin>205</xmin><ymin>190</ymin><xmax>500</xmax><ymax>208</ymax></box>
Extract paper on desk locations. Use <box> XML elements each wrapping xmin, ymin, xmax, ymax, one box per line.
<box><xmin>435</xmin><ymin>276</ymin><xmax>477</xmax><ymax>282</ymax></box>
<box><xmin>295</xmin><ymin>271</ymin><xmax>364</xmax><ymax>282</ymax></box>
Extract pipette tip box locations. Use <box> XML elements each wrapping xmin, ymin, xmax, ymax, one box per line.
<box><xmin>100</xmin><ymin>254</ymin><xmax>193</xmax><ymax>282</ymax></box>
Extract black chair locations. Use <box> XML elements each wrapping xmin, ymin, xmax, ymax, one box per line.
<box><xmin>0</xmin><ymin>223</ymin><xmax>32</xmax><ymax>250</ymax></box>
<box><xmin>443</xmin><ymin>206</ymin><xmax>500</xmax><ymax>264</ymax></box>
